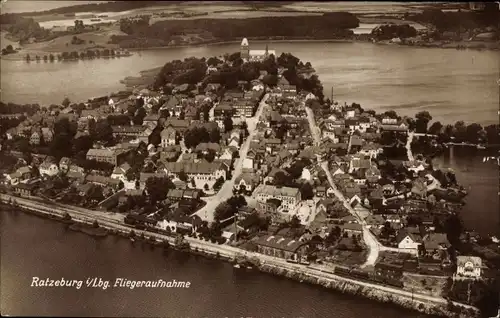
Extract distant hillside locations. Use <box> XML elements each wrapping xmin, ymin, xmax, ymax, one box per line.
<box><xmin>0</xmin><ymin>1</ymin><xmax>170</xmax><ymax>17</ymax></box>
<box><xmin>111</xmin><ymin>12</ymin><xmax>360</xmax><ymax>48</ymax></box>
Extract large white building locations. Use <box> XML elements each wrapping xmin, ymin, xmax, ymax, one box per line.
<box><xmin>240</xmin><ymin>38</ymin><xmax>276</xmax><ymax>62</ymax></box>
<box><xmin>161</xmin><ymin>161</ymin><xmax>227</xmax><ymax>190</ymax></box>
<box><xmin>253</xmin><ymin>184</ymin><xmax>301</xmax><ymax>212</ymax></box>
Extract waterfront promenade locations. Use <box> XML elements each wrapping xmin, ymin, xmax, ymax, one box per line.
<box><xmin>0</xmin><ymin>193</ymin><xmax>478</xmax><ymax>314</ymax></box>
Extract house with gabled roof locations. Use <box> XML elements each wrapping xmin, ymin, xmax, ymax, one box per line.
<box><xmin>340</xmin><ymin>223</ymin><xmax>363</xmax><ymax>237</ymax></box>
<box><xmin>218</xmin><ymin>147</ymin><xmax>235</xmax><ymax>161</ymax></box>
<box><xmin>365</xmin><ymin>214</ymin><xmax>386</xmax><ymax>229</ymax></box>
<box><xmin>396</xmin><ymin>228</ymin><xmax>422</xmax><ymax>254</ymax></box>
<box><xmin>59</xmin><ymin>157</ymin><xmax>72</xmax><ymax>173</ymax></box>
<box><xmin>456</xmin><ymin>256</ymin><xmax>482</xmax><ymax>279</ymax></box>
<box><xmin>162</xmin><ymin>161</ymin><xmax>227</xmax><ymax>190</ymax></box>
<box><xmin>86</xmin><ymin>148</ymin><xmax>125</xmax><ymax>166</ymax></box>
<box><xmin>422</xmin><ymin>233</ymin><xmax>450</xmax><ymax>255</ymax></box>
<box><xmin>379</xmin><ymin>122</ymin><xmax>408</xmax><ymax>133</ymax></box>
<box><xmin>359</xmin><ymin>142</ymin><xmax>383</xmax><ymax>159</ymax></box>
<box><xmin>254</xmin><ymin>234</ymin><xmax>308</xmax><ymax>261</ymax></box>
<box><xmin>234</xmin><ymin>172</ymin><xmax>260</xmax><ymax>193</ymax></box>
<box><xmin>163</xmin><ymin>118</ymin><xmax>190</xmax><ymax>133</ymax></box>
<box><xmin>39</xmin><ymin>160</ymin><xmax>59</xmax><ymax>177</ymax></box>
<box><xmin>29</xmin><ymin>129</ymin><xmax>42</xmax><ymax>145</ymax></box>
<box><xmin>161</xmin><ymin>127</ymin><xmax>177</xmax><ymax>147</ymax></box>
<box><xmin>41</xmin><ymin>127</ymin><xmax>54</xmax><ymax>143</ymax></box>
<box><xmin>85</xmin><ymin>174</ymin><xmax>121</xmax><ymax>188</ymax></box>
<box><xmin>345</xmin><ymin>118</ymin><xmax>361</xmax><ymax>132</ymax></box>
<box><xmin>143</xmin><ymin>114</ymin><xmax>160</xmax><ymax>129</ymax></box>
<box><xmin>365</xmin><ymin>165</ymin><xmax>381</xmax><ymax>183</ymax></box>
<box><xmin>111</xmin><ymin>162</ymin><xmax>131</xmax><ymax>182</ymax></box>
<box><xmin>348</xmin><ymin>155</ymin><xmax>371</xmax><ymax>173</ymax></box>
<box><xmin>349</xmin><ymin>134</ymin><xmax>364</xmax><ymax>148</ymax></box>
<box><xmin>4</xmin><ymin>166</ymin><xmax>32</xmax><ymax>185</ymax></box>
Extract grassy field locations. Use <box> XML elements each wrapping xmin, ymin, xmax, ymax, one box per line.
<box><xmin>0</xmin><ymin>24</ymin><xmax>125</xmax><ymax>60</ymax></box>
<box><xmin>24</xmin><ymin>29</ymin><xmax>122</xmax><ymax>53</ymax></box>
<box><xmin>402</xmin><ymin>273</ymin><xmax>448</xmax><ymax>297</ymax></box>
<box><xmin>0</xmin><ymin>32</ymin><xmax>20</xmax><ymax>48</ymax></box>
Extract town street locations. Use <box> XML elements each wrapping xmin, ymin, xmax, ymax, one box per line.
<box><xmin>193</xmin><ymin>93</ymin><xmax>270</xmax><ymax>223</ymax></box>
<box><xmin>305</xmin><ymin>106</ymin><xmax>383</xmax><ymax>266</ymax></box>
<box><xmin>406</xmin><ymin>131</ymin><xmax>415</xmax><ymax>162</ymax></box>
<box><xmin>405</xmin><ymin>131</ymin><xmax>443</xmax><ymax>191</ymax></box>
<box><xmin>0</xmin><ymin>194</ymin><xmax>478</xmax><ymax>313</ymax></box>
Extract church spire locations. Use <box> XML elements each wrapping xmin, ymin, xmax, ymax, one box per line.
<box><xmin>265</xmin><ymin>44</ymin><xmax>269</xmax><ymax>56</ymax></box>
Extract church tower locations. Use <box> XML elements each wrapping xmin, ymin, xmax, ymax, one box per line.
<box><xmin>265</xmin><ymin>44</ymin><xmax>269</xmax><ymax>58</ymax></box>
<box><xmin>241</xmin><ymin>38</ymin><xmax>249</xmax><ymax>60</ymax></box>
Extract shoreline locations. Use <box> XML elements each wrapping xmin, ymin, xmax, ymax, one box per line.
<box><xmin>101</xmin><ymin>37</ymin><xmax>500</xmax><ymax>52</ymax></box>
<box><xmin>0</xmin><ymin>198</ymin><xmax>479</xmax><ymax>318</ymax></box>
<box><xmin>0</xmin><ymin>51</ymin><xmax>133</xmax><ymax>62</ymax></box>
<box><xmin>2</xmin><ymin>36</ymin><xmax>498</xmax><ymax>62</ymax></box>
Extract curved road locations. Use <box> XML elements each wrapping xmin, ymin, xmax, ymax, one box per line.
<box><xmin>305</xmin><ymin>106</ymin><xmax>383</xmax><ymax>266</ymax></box>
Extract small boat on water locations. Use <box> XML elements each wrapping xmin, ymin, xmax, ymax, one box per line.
<box><xmin>476</xmin><ymin>144</ymin><xmax>486</xmax><ymax>150</ymax></box>
<box><xmin>233</xmin><ymin>264</ymin><xmax>241</xmax><ymax>269</ymax></box>
<box><xmin>130</xmin><ymin>237</ymin><xmax>135</xmax><ymax>242</ymax></box>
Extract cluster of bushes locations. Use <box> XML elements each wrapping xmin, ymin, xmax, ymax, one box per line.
<box><xmin>371</xmin><ymin>24</ymin><xmax>418</xmax><ymax>41</ymax></box>
<box><xmin>70</xmin><ymin>35</ymin><xmax>85</xmax><ymax>45</ymax></box>
<box><xmin>444</xmin><ymin>278</ymin><xmax>499</xmax><ymax>317</ymax></box>
<box><xmin>2</xmin><ymin>44</ymin><xmax>16</xmax><ymax>55</ymax></box>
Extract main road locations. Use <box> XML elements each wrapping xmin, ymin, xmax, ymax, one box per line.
<box><xmin>0</xmin><ymin>193</ymin><xmax>477</xmax><ymax>314</ymax></box>
<box><xmin>305</xmin><ymin>106</ymin><xmax>383</xmax><ymax>266</ymax></box>
<box><xmin>193</xmin><ymin>94</ymin><xmax>270</xmax><ymax>223</ymax></box>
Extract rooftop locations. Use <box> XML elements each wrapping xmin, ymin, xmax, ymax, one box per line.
<box><xmin>254</xmin><ymin>184</ymin><xmax>300</xmax><ymax>198</ymax></box>
<box><xmin>254</xmin><ymin>235</ymin><xmax>305</xmax><ymax>253</ymax></box>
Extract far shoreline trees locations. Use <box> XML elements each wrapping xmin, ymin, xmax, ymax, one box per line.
<box><xmin>111</xmin><ymin>13</ymin><xmax>359</xmax><ymax>49</ymax></box>
<box><xmin>25</xmin><ymin>48</ymin><xmax>129</xmax><ymax>63</ymax></box>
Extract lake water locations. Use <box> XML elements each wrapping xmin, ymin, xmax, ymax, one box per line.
<box><xmin>0</xmin><ymin>211</ymin><xmax>432</xmax><ymax>317</ymax></box>
<box><xmin>0</xmin><ymin>1</ymin><xmax>108</xmax><ymax>14</ymax></box>
<box><xmin>1</xmin><ymin>41</ymin><xmax>498</xmax><ymax>125</ymax></box>
<box><xmin>282</xmin><ymin>2</ymin><xmax>426</xmax><ymax>14</ymax></box>
<box><xmin>432</xmin><ymin>147</ymin><xmax>499</xmax><ymax>236</ymax></box>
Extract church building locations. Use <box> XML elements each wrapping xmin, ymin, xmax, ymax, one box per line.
<box><xmin>240</xmin><ymin>38</ymin><xmax>276</xmax><ymax>62</ymax></box>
